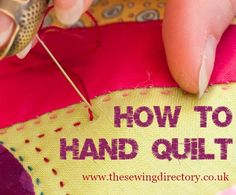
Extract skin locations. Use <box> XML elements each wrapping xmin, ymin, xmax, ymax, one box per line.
<box><xmin>162</xmin><ymin>0</ymin><xmax>236</xmax><ymax>94</ymax></box>
<box><xmin>0</xmin><ymin>0</ymin><xmax>236</xmax><ymax>94</ymax></box>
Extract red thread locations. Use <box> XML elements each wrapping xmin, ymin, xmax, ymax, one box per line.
<box><xmin>222</xmin><ymin>85</ymin><xmax>230</xmax><ymax>90</ymax></box>
<box><xmin>16</xmin><ymin>126</ymin><xmax>24</xmax><ymax>131</ymax></box>
<box><xmin>89</xmin><ymin>108</ymin><xmax>94</xmax><ymax>121</ymax></box>
<box><xmin>43</xmin><ymin>157</ymin><xmax>50</xmax><ymax>163</ymax></box>
<box><xmin>73</xmin><ymin>122</ymin><xmax>81</xmax><ymax>127</ymax></box>
<box><xmin>0</xmin><ymin>129</ymin><xmax>6</xmax><ymax>134</ymax></box>
<box><xmin>73</xmin><ymin>70</ymin><xmax>94</xmax><ymax>122</ymax></box>
<box><xmin>140</xmin><ymin>90</ymin><xmax>148</xmax><ymax>95</ymax></box>
<box><xmin>161</xmin><ymin>90</ymin><xmax>172</xmax><ymax>95</ymax></box>
<box><xmin>85</xmin><ymin>11</ymin><xmax>98</xmax><ymax>27</ymax></box>
<box><xmin>38</xmin><ymin>134</ymin><xmax>45</xmax><ymax>138</ymax></box>
<box><xmin>25</xmin><ymin>139</ymin><xmax>30</xmax><ymax>144</ymax></box>
<box><xmin>66</xmin><ymin>108</ymin><xmax>75</xmax><ymax>114</ymax></box>
<box><xmin>49</xmin><ymin>114</ymin><xmax>57</xmax><ymax>119</ymax></box>
<box><xmin>39</xmin><ymin>5</ymin><xmax>54</xmax><ymax>30</ymax></box>
<box><xmin>60</xmin><ymin>181</ymin><xmax>64</xmax><ymax>188</ymax></box>
<box><xmin>54</xmin><ymin>128</ymin><xmax>62</xmax><ymax>132</ymax></box>
<box><xmin>52</xmin><ymin>168</ymin><xmax>57</xmax><ymax>175</ymax></box>
<box><xmin>35</xmin><ymin>147</ymin><xmax>42</xmax><ymax>152</ymax></box>
<box><xmin>34</xmin><ymin>119</ymin><xmax>41</xmax><ymax>125</ymax></box>
<box><xmin>122</xmin><ymin>93</ymin><xmax>129</xmax><ymax>97</ymax></box>
<box><xmin>102</xmin><ymin>95</ymin><xmax>111</xmax><ymax>102</ymax></box>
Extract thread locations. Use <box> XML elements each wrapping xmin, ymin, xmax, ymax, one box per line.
<box><xmin>54</xmin><ymin>127</ymin><xmax>63</xmax><ymax>132</ymax></box>
<box><xmin>73</xmin><ymin>122</ymin><xmax>81</xmax><ymax>127</ymax></box>
<box><xmin>85</xmin><ymin>11</ymin><xmax>99</xmax><ymax>27</ymax></box>
<box><xmin>10</xmin><ymin>147</ymin><xmax>16</xmax><ymax>152</ymax></box>
<box><xmin>52</xmin><ymin>168</ymin><xmax>58</xmax><ymax>175</ymax></box>
<box><xmin>28</xmin><ymin>166</ymin><xmax>33</xmax><ymax>171</ymax></box>
<box><xmin>38</xmin><ymin>134</ymin><xmax>45</xmax><ymax>138</ymax></box>
<box><xmin>60</xmin><ymin>181</ymin><xmax>64</xmax><ymax>188</ymax></box>
<box><xmin>25</xmin><ymin>139</ymin><xmax>30</xmax><ymax>144</ymax></box>
<box><xmin>36</xmin><ymin>178</ymin><xmax>41</xmax><ymax>185</ymax></box>
<box><xmin>19</xmin><ymin>156</ymin><xmax>24</xmax><ymax>162</ymax></box>
<box><xmin>43</xmin><ymin>157</ymin><xmax>50</xmax><ymax>163</ymax></box>
<box><xmin>36</xmin><ymin>35</ymin><xmax>96</xmax><ymax>114</ymax></box>
<box><xmin>35</xmin><ymin>147</ymin><xmax>42</xmax><ymax>152</ymax></box>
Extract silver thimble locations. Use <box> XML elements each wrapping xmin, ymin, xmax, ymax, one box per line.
<box><xmin>0</xmin><ymin>0</ymin><xmax>49</xmax><ymax>59</ymax></box>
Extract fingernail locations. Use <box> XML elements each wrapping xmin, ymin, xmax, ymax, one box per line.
<box><xmin>198</xmin><ymin>36</ymin><xmax>217</xmax><ymax>98</ymax></box>
<box><xmin>16</xmin><ymin>41</ymin><xmax>32</xmax><ymax>59</ymax></box>
<box><xmin>55</xmin><ymin>0</ymin><xmax>84</xmax><ymax>26</ymax></box>
<box><xmin>0</xmin><ymin>22</ymin><xmax>14</xmax><ymax>47</ymax></box>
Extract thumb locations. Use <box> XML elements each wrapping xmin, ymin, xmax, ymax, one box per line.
<box><xmin>162</xmin><ymin>0</ymin><xmax>236</xmax><ymax>97</ymax></box>
<box><xmin>54</xmin><ymin>0</ymin><xmax>93</xmax><ymax>25</ymax></box>
<box><xmin>0</xmin><ymin>11</ymin><xmax>14</xmax><ymax>48</ymax></box>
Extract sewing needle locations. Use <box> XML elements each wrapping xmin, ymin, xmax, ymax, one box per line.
<box><xmin>36</xmin><ymin>34</ymin><xmax>95</xmax><ymax>113</ymax></box>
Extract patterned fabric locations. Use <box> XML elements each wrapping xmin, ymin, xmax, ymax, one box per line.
<box><xmin>45</xmin><ymin>0</ymin><xmax>236</xmax><ymax>27</ymax></box>
<box><xmin>46</xmin><ymin>0</ymin><xmax>166</xmax><ymax>27</ymax></box>
<box><xmin>1</xmin><ymin>86</ymin><xmax>236</xmax><ymax>195</ymax></box>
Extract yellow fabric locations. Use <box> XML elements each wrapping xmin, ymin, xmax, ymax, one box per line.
<box><xmin>47</xmin><ymin>0</ymin><xmax>166</xmax><ymax>27</ymax></box>
<box><xmin>0</xmin><ymin>85</ymin><xmax>236</xmax><ymax>195</ymax></box>
<box><xmin>46</xmin><ymin>0</ymin><xmax>236</xmax><ymax>27</ymax></box>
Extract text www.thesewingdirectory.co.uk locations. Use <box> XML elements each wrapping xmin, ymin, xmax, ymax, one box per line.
<box><xmin>82</xmin><ymin>172</ymin><xmax>229</xmax><ymax>183</ymax></box>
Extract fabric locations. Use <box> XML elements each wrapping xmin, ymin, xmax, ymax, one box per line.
<box><xmin>1</xmin><ymin>86</ymin><xmax>236</xmax><ymax>195</ymax></box>
<box><xmin>46</xmin><ymin>0</ymin><xmax>236</xmax><ymax>27</ymax></box>
<box><xmin>0</xmin><ymin>147</ymin><xmax>34</xmax><ymax>195</ymax></box>
<box><xmin>0</xmin><ymin>21</ymin><xmax>236</xmax><ymax>129</ymax></box>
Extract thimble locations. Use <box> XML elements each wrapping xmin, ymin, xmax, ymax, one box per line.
<box><xmin>0</xmin><ymin>0</ymin><xmax>49</xmax><ymax>59</ymax></box>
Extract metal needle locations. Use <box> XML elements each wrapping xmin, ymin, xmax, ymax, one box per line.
<box><xmin>36</xmin><ymin>34</ymin><xmax>95</xmax><ymax>113</ymax></box>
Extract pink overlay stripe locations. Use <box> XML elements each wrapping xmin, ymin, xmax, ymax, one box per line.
<box><xmin>0</xmin><ymin>21</ymin><xmax>235</xmax><ymax>128</ymax></box>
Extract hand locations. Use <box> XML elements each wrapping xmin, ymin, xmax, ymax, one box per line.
<box><xmin>162</xmin><ymin>0</ymin><xmax>236</xmax><ymax>96</ymax></box>
<box><xmin>0</xmin><ymin>0</ymin><xmax>93</xmax><ymax>58</ymax></box>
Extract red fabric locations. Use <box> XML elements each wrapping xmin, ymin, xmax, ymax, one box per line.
<box><xmin>0</xmin><ymin>21</ymin><xmax>236</xmax><ymax>128</ymax></box>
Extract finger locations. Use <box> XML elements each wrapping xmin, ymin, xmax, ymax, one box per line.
<box><xmin>84</xmin><ymin>0</ymin><xmax>93</xmax><ymax>11</ymax></box>
<box><xmin>16</xmin><ymin>37</ymin><xmax>37</xmax><ymax>59</ymax></box>
<box><xmin>0</xmin><ymin>11</ymin><xmax>14</xmax><ymax>48</ymax></box>
<box><xmin>162</xmin><ymin>0</ymin><xmax>236</xmax><ymax>97</ymax></box>
<box><xmin>54</xmin><ymin>0</ymin><xmax>93</xmax><ymax>25</ymax></box>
